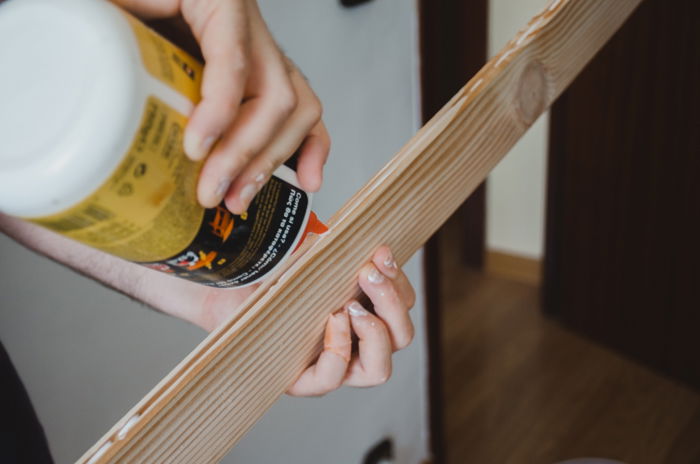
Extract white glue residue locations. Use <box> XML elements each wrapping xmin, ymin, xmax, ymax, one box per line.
<box><xmin>466</xmin><ymin>78</ymin><xmax>485</xmax><ymax>96</ymax></box>
<box><xmin>495</xmin><ymin>0</ymin><xmax>561</xmax><ymax>67</ymax></box>
<box><xmin>87</xmin><ymin>441</ymin><xmax>113</xmax><ymax>464</ymax></box>
<box><xmin>117</xmin><ymin>415</ymin><xmax>141</xmax><ymax>440</ymax></box>
<box><xmin>516</xmin><ymin>16</ymin><xmax>547</xmax><ymax>47</ymax></box>
<box><xmin>548</xmin><ymin>0</ymin><xmax>564</xmax><ymax>13</ymax></box>
<box><xmin>495</xmin><ymin>47</ymin><xmax>517</xmax><ymax>67</ymax></box>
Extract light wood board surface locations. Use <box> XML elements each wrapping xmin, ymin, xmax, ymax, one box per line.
<box><xmin>79</xmin><ymin>0</ymin><xmax>643</xmax><ymax>462</ymax></box>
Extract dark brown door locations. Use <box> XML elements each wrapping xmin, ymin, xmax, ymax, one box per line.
<box><xmin>545</xmin><ymin>0</ymin><xmax>700</xmax><ymax>389</ymax></box>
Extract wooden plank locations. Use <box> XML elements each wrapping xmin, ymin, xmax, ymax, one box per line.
<box><xmin>79</xmin><ymin>0</ymin><xmax>643</xmax><ymax>462</ymax></box>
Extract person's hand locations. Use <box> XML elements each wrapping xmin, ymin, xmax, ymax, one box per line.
<box><xmin>111</xmin><ymin>0</ymin><xmax>330</xmax><ymax>214</ymax></box>
<box><xmin>287</xmin><ymin>246</ymin><xmax>416</xmax><ymax>396</ymax></box>
<box><xmin>149</xmin><ymin>244</ymin><xmax>416</xmax><ymax>398</ymax></box>
<box><xmin>1</xmin><ymin>210</ymin><xmax>416</xmax><ymax>397</ymax></box>
<box><xmin>171</xmin><ymin>245</ymin><xmax>416</xmax><ymax>397</ymax></box>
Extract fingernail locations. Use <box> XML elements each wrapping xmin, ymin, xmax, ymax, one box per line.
<box><xmin>347</xmin><ymin>302</ymin><xmax>368</xmax><ymax>317</ymax></box>
<box><xmin>239</xmin><ymin>184</ymin><xmax>259</xmax><ymax>208</ymax></box>
<box><xmin>201</xmin><ymin>135</ymin><xmax>217</xmax><ymax>155</ymax></box>
<box><xmin>383</xmin><ymin>252</ymin><xmax>397</xmax><ymax>270</ymax></box>
<box><xmin>184</xmin><ymin>132</ymin><xmax>217</xmax><ymax>160</ymax></box>
<box><xmin>254</xmin><ymin>172</ymin><xmax>267</xmax><ymax>184</ymax></box>
<box><xmin>214</xmin><ymin>177</ymin><xmax>232</xmax><ymax>201</ymax></box>
<box><xmin>367</xmin><ymin>267</ymin><xmax>385</xmax><ymax>284</ymax></box>
<box><xmin>382</xmin><ymin>253</ymin><xmax>399</xmax><ymax>279</ymax></box>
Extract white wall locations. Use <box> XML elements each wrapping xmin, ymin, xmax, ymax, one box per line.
<box><xmin>0</xmin><ymin>1</ymin><xmax>428</xmax><ymax>463</ymax></box>
<box><xmin>231</xmin><ymin>1</ymin><xmax>429</xmax><ymax>462</ymax></box>
<box><xmin>486</xmin><ymin>0</ymin><xmax>551</xmax><ymax>259</ymax></box>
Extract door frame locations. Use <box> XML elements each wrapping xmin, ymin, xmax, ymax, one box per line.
<box><xmin>419</xmin><ymin>1</ymin><xmax>488</xmax><ymax>461</ymax></box>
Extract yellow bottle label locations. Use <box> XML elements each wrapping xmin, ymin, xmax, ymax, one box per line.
<box><xmin>125</xmin><ymin>12</ymin><xmax>203</xmax><ymax>103</ymax></box>
<box><xmin>30</xmin><ymin>97</ymin><xmax>204</xmax><ymax>263</ymax></box>
<box><xmin>29</xmin><ymin>11</ymin><xmax>314</xmax><ymax>288</ymax></box>
<box><xmin>30</xmin><ymin>93</ymin><xmax>311</xmax><ymax>287</ymax></box>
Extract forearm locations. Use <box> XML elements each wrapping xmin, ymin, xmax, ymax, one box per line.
<box><xmin>0</xmin><ymin>213</ymin><xmax>209</xmax><ymax>328</ymax></box>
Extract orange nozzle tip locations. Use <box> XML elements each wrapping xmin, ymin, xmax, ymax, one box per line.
<box><xmin>306</xmin><ymin>211</ymin><xmax>329</xmax><ymax>236</ymax></box>
<box><xmin>293</xmin><ymin>211</ymin><xmax>328</xmax><ymax>254</ymax></box>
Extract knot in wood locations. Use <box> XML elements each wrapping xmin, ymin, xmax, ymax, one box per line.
<box><xmin>516</xmin><ymin>61</ymin><xmax>548</xmax><ymax>125</ymax></box>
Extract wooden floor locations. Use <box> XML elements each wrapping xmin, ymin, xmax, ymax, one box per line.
<box><xmin>438</xmin><ymin>232</ymin><xmax>700</xmax><ymax>463</ymax></box>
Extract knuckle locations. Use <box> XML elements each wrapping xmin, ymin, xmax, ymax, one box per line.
<box><xmin>229</xmin><ymin>49</ymin><xmax>249</xmax><ymax>75</ymax></box>
<box><xmin>205</xmin><ymin>94</ymin><xmax>239</xmax><ymax>125</ymax></box>
<box><xmin>300</xmin><ymin>108</ymin><xmax>322</xmax><ymax>131</ymax></box>
<box><xmin>395</xmin><ymin>325</ymin><xmax>415</xmax><ymax>350</ymax></box>
<box><xmin>220</xmin><ymin>148</ymin><xmax>253</xmax><ymax>176</ymax></box>
<box><xmin>238</xmin><ymin>145</ymin><xmax>257</xmax><ymax>164</ymax></box>
<box><xmin>368</xmin><ymin>316</ymin><xmax>386</xmax><ymax>334</ymax></box>
<box><xmin>219</xmin><ymin>100</ymin><xmax>239</xmax><ymax>123</ymax></box>
<box><xmin>209</xmin><ymin>52</ymin><xmax>248</xmax><ymax>89</ymax></box>
<box><xmin>182</xmin><ymin>0</ymin><xmax>214</xmax><ymax>32</ymax></box>
<box><xmin>386</xmin><ymin>287</ymin><xmax>405</xmax><ymax>311</ymax></box>
<box><xmin>319</xmin><ymin>377</ymin><xmax>342</xmax><ymax>394</ymax></box>
<box><xmin>304</xmin><ymin>95</ymin><xmax>323</xmax><ymax>124</ymax></box>
<box><xmin>262</xmin><ymin>157</ymin><xmax>278</xmax><ymax>175</ymax></box>
<box><xmin>406</xmin><ymin>288</ymin><xmax>417</xmax><ymax>309</ymax></box>
<box><xmin>277</xmin><ymin>86</ymin><xmax>298</xmax><ymax>116</ymax></box>
<box><xmin>307</xmin><ymin>106</ymin><xmax>322</xmax><ymax>128</ymax></box>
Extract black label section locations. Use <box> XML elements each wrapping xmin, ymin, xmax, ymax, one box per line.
<box><xmin>141</xmin><ymin>176</ymin><xmax>309</xmax><ymax>287</ymax></box>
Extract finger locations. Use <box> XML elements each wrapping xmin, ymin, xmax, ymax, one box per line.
<box><xmin>180</xmin><ymin>0</ymin><xmax>251</xmax><ymax>161</ymax></box>
<box><xmin>343</xmin><ymin>301</ymin><xmax>393</xmax><ymax>388</ymax></box>
<box><xmin>287</xmin><ymin>310</ymin><xmax>351</xmax><ymax>397</ymax></box>
<box><xmin>358</xmin><ymin>262</ymin><xmax>415</xmax><ymax>351</ymax></box>
<box><xmin>198</xmin><ymin>62</ymin><xmax>297</xmax><ymax>207</ymax></box>
<box><xmin>109</xmin><ymin>0</ymin><xmax>180</xmax><ymax>17</ymax></box>
<box><xmin>371</xmin><ymin>246</ymin><xmax>416</xmax><ymax>308</ymax></box>
<box><xmin>296</xmin><ymin>120</ymin><xmax>331</xmax><ymax>193</ymax></box>
<box><xmin>223</xmin><ymin>68</ymin><xmax>323</xmax><ymax>213</ymax></box>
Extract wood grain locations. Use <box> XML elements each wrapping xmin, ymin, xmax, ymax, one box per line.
<box><xmin>79</xmin><ymin>1</ymin><xmax>643</xmax><ymax>462</ymax></box>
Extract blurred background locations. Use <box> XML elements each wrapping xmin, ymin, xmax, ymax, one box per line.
<box><xmin>1</xmin><ymin>0</ymin><xmax>698</xmax><ymax>463</ymax></box>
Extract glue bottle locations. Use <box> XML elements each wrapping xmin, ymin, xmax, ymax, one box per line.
<box><xmin>0</xmin><ymin>0</ymin><xmax>327</xmax><ymax>288</ymax></box>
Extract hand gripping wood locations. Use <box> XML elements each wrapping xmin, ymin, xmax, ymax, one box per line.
<box><xmin>79</xmin><ymin>0</ymin><xmax>643</xmax><ymax>462</ymax></box>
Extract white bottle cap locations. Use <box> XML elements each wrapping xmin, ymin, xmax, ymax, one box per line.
<box><xmin>0</xmin><ymin>0</ymin><xmax>145</xmax><ymax>217</ymax></box>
